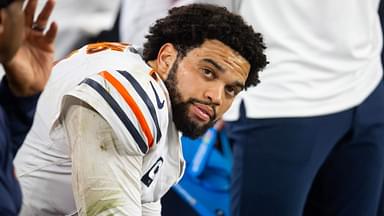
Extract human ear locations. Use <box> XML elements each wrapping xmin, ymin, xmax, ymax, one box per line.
<box><xmin>155</xmin><ymin>43</ymin><xmax>177</xmax><ymax>80</ymax></box>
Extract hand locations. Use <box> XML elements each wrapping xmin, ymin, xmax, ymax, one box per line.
<box><xmin>3</xmin><ymin>0</ymin><xmax>57</xmax><ymax>96</ymax></box>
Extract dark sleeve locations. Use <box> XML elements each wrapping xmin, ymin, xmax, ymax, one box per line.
<box><xmin>0</xmin><ymin>76</ymin><xmax>40</xmax><ymax>156</ymax></box>
<box><xmin>380</xmin><ymin>0</ymin><xmax>384</xmax><ymax>68</ymax></box>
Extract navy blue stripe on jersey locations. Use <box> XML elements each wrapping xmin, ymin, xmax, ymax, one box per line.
<box><xmin>81</xmin><ymin>78</ymin><xmax>148</xmax><ymax>154</ymax></box>
<box><xmin>117</xmin><ymin>70</ymin><xmax>162</xmax><ymax>143</ymax></box>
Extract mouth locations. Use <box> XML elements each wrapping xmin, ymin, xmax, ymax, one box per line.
<box><xmin>189</xmin><ymin>103</ymin><xmax>214</xmax><ymax>123</ymax></box>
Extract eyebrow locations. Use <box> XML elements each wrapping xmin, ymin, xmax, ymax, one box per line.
<box><xmin>202</xmin><ymin>58</ymin><xmax>224</xmax><ymax>72</ymax></box>
<box><xmin>202</xmin><ymin>58</ymin><xmax>245</xmax><ymax>90</ymax></box>
<box><xmin>232</xmin><ymin>81</ymin><xmax>245</xmax><ymax>91</ymax></box>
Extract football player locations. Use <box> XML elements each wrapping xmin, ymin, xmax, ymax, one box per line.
<box><xmin>15</xmin><ymin>4</ymin><xmax>267</xmax><ymax>216</ymax></box>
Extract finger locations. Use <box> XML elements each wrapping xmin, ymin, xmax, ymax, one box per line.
<box><xmin>35</xmin><ymin>0</ymin><xmax>55</xmax><ymax>30</ymax></box>
<box><xmin>44</xmin><ymin>21</ymin><xmax>58</xmax><ymax>44</ymax></box>
<box><xmin>24</xmin><ymin>0</ymin><xmax>38</xmax><ymax>28</ymax></box>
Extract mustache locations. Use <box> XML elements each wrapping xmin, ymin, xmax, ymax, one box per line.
<box><xmin>188</xmin><ymin>98</ymin><xmax>217</xmax><ymax>120</ymax></box>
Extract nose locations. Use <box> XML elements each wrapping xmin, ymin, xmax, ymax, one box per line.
<box><xmin>204</xmin><ymin>84</ymin><xmax>223</xmax><ymax>105</ymax></box>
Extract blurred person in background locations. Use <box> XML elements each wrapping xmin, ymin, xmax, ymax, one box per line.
<box><xmin>223</xmin><ymin>0</ymin><xmax>384</xmax><ymax>216</ymax></box>
<box><xmin>377</xmin><ymin>1</ymin><xmax>384</xmax><ymax>215</ymax></box>
<box><xmin>0</xmin><ymin>0</ymin><xmax>118</xmax><ymax>77</ymax></box>
<box><xmin>0</xmin><ymin>0</ymin><xmax>57</xmax><ymax>214</ymax></box>
<box><xmin>35</xmin><ymin>0</ymin><xmax>120</xmax><ymax>60</ymax></box>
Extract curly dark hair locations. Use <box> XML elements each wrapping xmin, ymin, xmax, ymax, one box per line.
<box><xmin>143</xmin><ymin>3</ymin><xmax>268</xmax><ymax>88</ymax></box>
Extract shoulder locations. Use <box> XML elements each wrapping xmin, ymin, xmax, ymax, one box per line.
<box><xmin>54</xmin><ymin>42</ymin><xmax>143</xmax><ymax>72</ymax></box>
<box><xmin>61</xmin><ymin>66</ymin><xmax>169</xmax><ymax>156</ymax></box>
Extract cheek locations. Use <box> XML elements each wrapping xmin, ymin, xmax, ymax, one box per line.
<box><xmin>176</xmin><ymin>72</ymin><xmax>204</xmax><ymax>100</ymax></box>
<box><xmin>216</xmin><ymin>99</ymin><xmax>234</xmax><ymax>117</ymax></box>
<box><xmin>179</xmin><ymin>87</ymin><xmax>203</xmax><ymax>105</ymax></box>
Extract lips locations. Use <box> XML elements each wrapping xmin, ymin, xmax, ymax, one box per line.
<box><xmin>190</xmin><ymin>103</ymin><xmax>214</xmax><ymax>122</ymax></box>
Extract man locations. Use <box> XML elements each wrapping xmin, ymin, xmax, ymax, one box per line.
<box><xmin>15</xmin><ymin>4</ymin><xmax>268</xmax><ymax>215</ymax></box>
<box><xmin>0</xmin><ymin>0</ymin><xmax>57</xmax><ymax>214</ymax></box>
<box><xmin>223</xmin><ymin>0</ymin><xmax>384</xmax><ymax>215</ymax></box>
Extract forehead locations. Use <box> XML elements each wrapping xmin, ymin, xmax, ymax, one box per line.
<box><xmin>184</xmin><ymin>40</ymin><xmax>250</xmax><ymax>81</ymax></box>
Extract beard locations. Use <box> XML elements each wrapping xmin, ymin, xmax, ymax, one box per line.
<box><xmin>164</xmin><ymin>59</ymin><xmax>217</xmax><ymax>139</ymax></box>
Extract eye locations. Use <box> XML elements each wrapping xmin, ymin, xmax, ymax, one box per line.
<box><xmin>201</xmin><ymin>68</ymin><xmax>215</xmax><ymax>80</ymax></box>
<box><xmin>225</xmin><ymin>85</ymin><xmax>237</xmax><ymax>97</ymax></box>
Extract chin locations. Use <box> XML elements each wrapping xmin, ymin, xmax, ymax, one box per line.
<box><xmin>178</xmin><ymin>118</ymin><xmax>214</xmax><ymax>139</ymax></box>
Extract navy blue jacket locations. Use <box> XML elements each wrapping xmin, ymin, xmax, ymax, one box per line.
<box><xmin>0</xmin><ymin>77</ymin><xmax>39</xmax><ymax>215</ymax></box>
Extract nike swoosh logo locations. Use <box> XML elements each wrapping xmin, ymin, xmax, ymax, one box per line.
<box><xmin>150</xmin><ymin>81</ymin><xmax>165</xmax><ymax>109</ymax></box>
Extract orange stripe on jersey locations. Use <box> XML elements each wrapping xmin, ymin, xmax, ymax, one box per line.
<box><xmin>87</xmin><ymin>42</ymin><xmax>129</xmax><ymax>54</ymax></box>
<box><xmin>99</xmin><ymin>71</ymin><xmax>154</xmax><ymax>148</ymax></box>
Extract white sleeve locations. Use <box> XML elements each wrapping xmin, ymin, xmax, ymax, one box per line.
<box><xmin>142</xmin><ymin>200</ymin><xmax>162</xmax><ymax>216</ymax></box>
<box><xmin>64</xmin><ymin>102</ymin><xmax>144</xmax><ymax>215</ymax></box>
<box><xmin>59</xmin><ymin>69</ymin><xmax>163</xmax><ymax>157</ymax></box>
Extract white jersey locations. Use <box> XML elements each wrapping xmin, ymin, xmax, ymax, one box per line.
<box><xmin>14</xmin><ymin>43</ymin><xmax>185</xmax><ymax>215</ymax></box>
